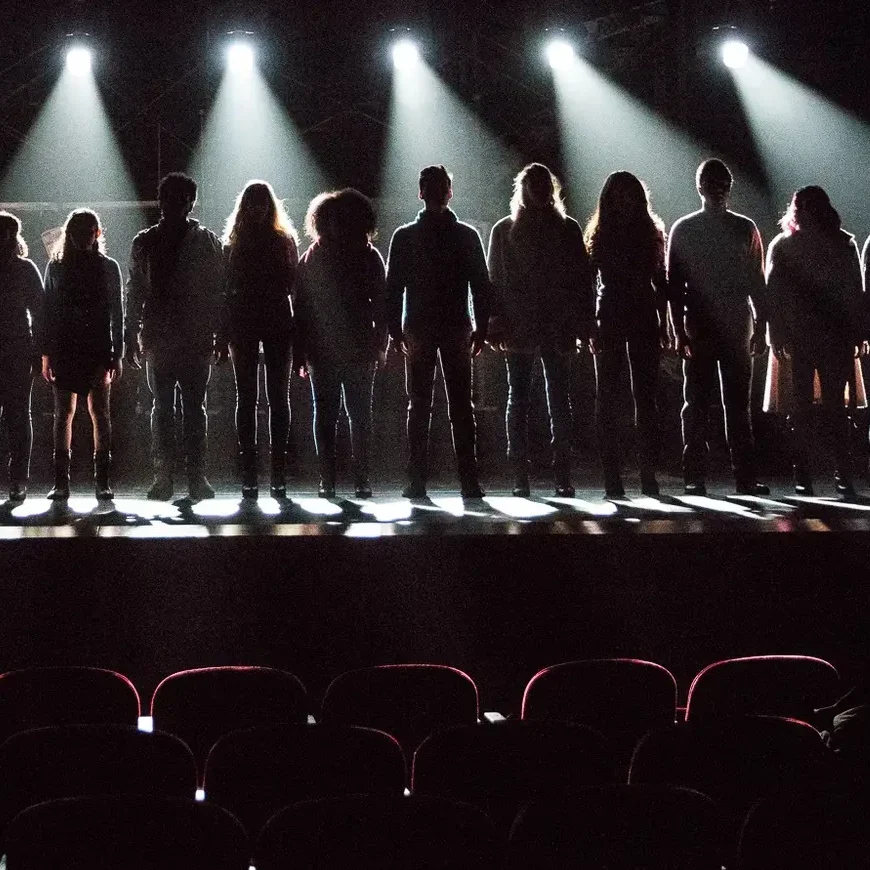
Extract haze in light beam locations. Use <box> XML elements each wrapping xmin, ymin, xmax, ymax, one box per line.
<box><xmin>731</xmin><ymin>54</ymin><xmax>870</xmax><ymax>239</ymax></box>
<box><xmin>551</xmin><ymin>59</ymin><xmax>768</xmax><ymax>228</ymax></box>
<box><xmin>381</xmin><ymin>59</ymin><xmax>519</xmax><ymax>227</ymax></box>
<box><xmin>190</xmin><ymin>67</ymin><xmax>327</xmax><ymax>235</ymax></box>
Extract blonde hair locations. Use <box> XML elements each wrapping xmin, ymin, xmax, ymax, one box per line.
<box><xmin>222</xmin><ymin>180</ymin><xmax>299</xmax><ymax>248</ymax></box>
<box><xmin>510</xmin><ymin>163</ymin><xmax>566</xmax><ymax>222</ymax></box>
<box><xmin>52</xmin><ymin>209</ymin><xmax>106</xmax><ymax>261</ymax></box>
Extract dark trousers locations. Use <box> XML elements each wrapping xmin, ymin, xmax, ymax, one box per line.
<box><xmin>308</xmin><ymin>360</ymin><xmax>375</xmax><ymax>483</ymax></box>
<box><xmin>146</xmin><ymin>350</ymin><xmax>211</xmax><ymax>475</ymax></box>
<box><xmin>790</xmin><ymin>349</ymin><xmax>854</xmax><ymax>478</ymax></box>
<box><xmin>505</xmin><ymin>350</ymin><xmax>572</xmax><ymax>470</ymax></box>
<box><xmin>681</xmin><ymin>344</ymin><xmax>755</xmax><ymax>484</ymax></box>
<box><xmin>0</xmin><ymin>355</ymin><xmax>33</xmax><ymax>485</ymax></box>
<box><xmin>595</xmin><ymin>334</ymin><xmax>660</xmax><ymax>477</ymax></box>
<box><xmin>230</xmin><ymin>333</ymin><xmax>291</xmax><ymax>457</ymax></box>
<box><xmin>405</xmin><ymin>329</ymin><xmax>477</xmax><ymax>483</ymax></box>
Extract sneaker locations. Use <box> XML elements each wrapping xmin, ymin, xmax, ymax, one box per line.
<box><xmin>640</xmin><ymin>474</ymin><xmax>660</xmax><ymax>497</ymax></box>
<box><xmin>683</xmin><ymin>481</ymin><xmax>707</xmax><ymax>496</ymax></box>
<box><xmin>147</xmin><ymin>476</ymin><xmax>173</xmax><ymax>501</ymax></box>
<box><xmin>605</xmin><ymin>474</ymin><xmax>625</xmax><ymax>499</ymax></box>
<box><xmin>318</xmin><ymin>481</ymin><xmax>336</xmax><ymax>499</ymax></box>
<box><xmin>835</xmin><ymin>474</ymin><xmax>856</xmax><ymax>498</ymax></box>
<box><xmin>354</xmin><ymin>482</ymin><xmax>373</xmax><ymax>499</ymax></box>
<box><xmin>555</xmin><ymin>484</ymin><xmax>576</xmax><ymax>498</ymax></box>
<box><xmin>794</xmin><ymin>478</ymin><xmax>814</xmax><ymax>497</ymax></box>
<box><xmin>402</xmin><ymin>480</ymin><xmax>427</xmax><ymax>499</ymax></box>
<box><xmin>460</xmin><ymin>482</ymin><xmax>485</xmax><ymax>500</ymax></box>
<box><xmin>270</xmin><ymin>483</ymin><xmax>288</xmax><ymax>500</ymax></box>
<box><xmin>8</xmin><ymin>484</ymin><xmax>26</xmax><ymax>503</ymax></box>
<box><xmin>735</xmin><ymin>481</ymin><xmax>770</xmax><ymax>496</ymax></box>
<box><xmin>188</xmin><ymin>475</ymin><xmax>215</xmax><ymax>501</ymax></box>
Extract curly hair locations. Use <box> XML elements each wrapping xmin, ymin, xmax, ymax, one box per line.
<box><xmin>305</xmin><ymin>188</ymin><xmax>377</xmax><ymax>247</ymax></box>
<box><xmin>509</xmin><ymin>163</ymin><xmax>566</xmax><ymax>222</ymax></box>
<box><xmin>584</xmin><ymin>171</ymin><xmax>664</xmax><ymax>271</ymax></box>
<box><xmin>779</xmin><ymin>185</ymin><xmax>841</xmax><ymax>237</ymax></box>
<box><xmin>222</xmin><ymin>179</ymin><xmax>299</xmax><ymax>248</ymax></box>
<box><xmin>158</xmin><ymin>172</ymin><xmax>197</xmax><ymax>203</ymax></box>
<box><xmin>52</xmin><ymin>209</ymin><xmax>106</xmax><ymax>261</ymax></box>
<box><xmin>0</xmin><ymin>211</ymin><xmax>28</xmax><ymax>258</ymax></box>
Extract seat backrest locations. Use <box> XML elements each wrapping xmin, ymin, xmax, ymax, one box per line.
<box><xmin>4</xmin><ymin>795</ymin><xmax>249</xmax><ymax>870</ymax></box>
<box><xmin>203</xmin><ymin>724</ymin><xmax>406</xmax><ymax>836</ymax></box>
<box><xmin>411</xmin><ymin>720</ymin><xmax>612</xmax><ymax>834</ymax></box>
<box><xmin>0</xmin><ymin>667</ymin><xmax>140</xmax><ymax>744</ymax></box>
<box><xmin>320</xmin><ymin>664</ymin><xmax>480</xmax><ymax>759</ymax></box>
<box><xmin>521</xmin><ymin>659</ymin><xmax>677</xmax><ymax>745</ymax></box>
<box><xmin>0</xmin><ymin>724</ymin><xmax>197</xmax><ymax>838</ymax></box>
<box><xmin>507</xmin><ymin>785</ymin><xmax>725</xmax><ymax>870</ymax></box>
<box><xmin>628</xmin><ymin>716</ymin><xmax>837</xmax><ymax>825</ymax></box>
<box><xmin>738</xmin><ymin>789</ymin><xmax>870</xmax><ymax>869</ymax></box>
<box><xmin>255</xmin><ymin>795</ymin><xmax>498</xmax><ymax>870</ymax></box>
<box><xmin>150</xmin><ymin>666</ymin><xmax>308</xmax><ymax>777</ymax></box>
<box><xmin>686</xmin><ymin>656</ymin><xmax>840</xmax><ymax>722</ymax></box>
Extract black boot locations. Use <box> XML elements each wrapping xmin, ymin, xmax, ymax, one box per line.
<box><xmin>240</xmin><ymin>448</ymin><xmax>258</xmax><ymax>500</ymax></box>
<box><xmin>188</xmin><ymin>469</ymin><xmax>215</xmax><ymax>501</ymax></box>
<box><xmin>554</xmin><ymin>455</ymin><xmax>575</xmax><ymax>498</ymax></box>
<box><xmin>47</xmin><ymin>451</ymin><xmax>71</xmax><ymax>501</ymax></box>
<box><xmin>512</xmin><ymin>460</ymin><xmax>530</xmax><ymax>498</ymax></box>
<box><xmin>794</xmin><ymin>465</ymin><xmax>813</xmax><ymax>497</ymax></box>
<box><xmin>270</xmin><ymin>450</ymin><xmax>287</xmax><ymax>499</ymax></box>
<box><xmin>318</xmin><ymin>458</ymin><xmax>336</xmax><ymax>499</ymax></box>
<box><xmin>640</xmin><ymin>470</ymin><xmax>660</xmax><ymax>497</ymax></box>
<box><xmin>835</xmin><ymin>471</ymin><xmax>856</xmax><ymax>498</ymax></box>
<box><xmin>94</xmin><ymin>450</ymin><xmax>114</xmax><ymax>500</ymax></box>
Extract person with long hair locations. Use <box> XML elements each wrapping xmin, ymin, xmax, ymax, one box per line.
<box><xmin>585</xmin><ymin>171</ymin><xmax>668</xmax><ymax>498</ymax></box>
<box><xmin>42</xmin><ymin>210</ymin><xmax>123</xmax><ymax>500</ymax></box>
<box><xmin>294</xmin><ymin>188</ymin><xmax>387</xmax><ymax>498</ymax></box>
<box><xmin>126</xmin><ymin>172</ymin><xmax>224</xmax><ymax>501</ymax></box>
<box><xmin>487</xmin><ymin>163</ymin><xmax>592</xmax><ymax>497</ymax></box>
<box><xmin>668</xmin><ymin>158</ymin><xmax>769</xmax><ymax>496</ymax></box>
<box><xmin>386</xmin><ymin>165</ymin><xmax>490</xmax><ymax>500</ymax></box>
<box><xmin>0</xmin><ymin>212</ymin><xmax>43</xmax><ymax>502</ymax></box>
<box><xmin>221</xmin><ymin>180</ymin><xmax>298</xmax><ymax>500</ymax></box>
<box><xmin>766</xmin><ymin>186</ymin><xmax>866</xmax><ymax>496</ymax></box>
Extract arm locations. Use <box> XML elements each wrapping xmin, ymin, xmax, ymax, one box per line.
<box><xmin>292</xmin><ymin>256</ymin><xmax>309</xmax><ymax>370</ymax></box>
<box><xmin>22</xmin><ymin>259</ymin><xmax>44</xmax><ymax>370</ymax></box>
<box><xmin>862</xmin><ymin>236</ymin><xmax>870</xmax><ymax>340</ymax></box>
<box><xmin>207</xmin><ymin>232</ymin><xmax>227</xmax><ymax>362</ymax></box>
<box><xmin>845</xmin><ymin>238</ymin><xmax>865</xmax><ymax>347</ymax></box>
<box><xmin>368</xmin><ymin>246</ymin><xmax>389</xmax><ymax>358</ymax></box>
<box><xmin>765</xmin><ymin>236</ymin><xmax>790</xmax><ymax>357</ymax></box>
<box><xmin>747</xmin><ymin>223</ymin><xmax>768</xmax><ymax>354</ymax></box>
<box><xmin>572</xmin><ymin>222</ymin><xmax>595</xmax><ymax>342</ymax></box>
<box><xmin>653</xmin><ymin>231</ymin><xmax>669</xmax><ymax>336</ymax></box>
<box><xmin>107</xmin><ymin>258</ymin><xmax>124</xmax><ymax>373</ymax></box>
<box><xmin>41</xmin><ymin>261</ymin><xmax>58</xmax><ymax>382</ymax></box>
<box><xmin>467</xmin><ymin>227</ymin><xmax>491</xmax><ymax>347</ymax></box>
<box><xmin>125</xmin><ymin>234</ymin><xmax>147</xmax><ymax>366</ymax></box>
<box><xmin>486</xmin><ymin>222</ymin><xmax>507</xmax><ymax>345</ymax></box>
<box><xmin>385</xmin><ymin>229</ymin><xmax>406</xmax><ymax>344</ymax></box>
<box><xmin>666</xmin><ymin>224</ymin><xmax>689</xmax><ymax>356</ymax></box>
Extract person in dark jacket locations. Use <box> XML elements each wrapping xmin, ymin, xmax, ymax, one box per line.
<box><xmin>487</xmin><ymin>163</ymin><xmax>593</xmax><ymax>497</ymax></box>
<box><xmin>766</xmin><ymin>186</ymin><xmax>866</xmax><ymax>497</ymax></box>
<box><xmin>126</xmin><ymin>172</ymin><xmax>224</xmax><ymax>501</ymax></box>
<box><xmin>386</xmin><ymin>165</ymin><xmax>490</xmax><ymax>499</ymax></box>
<box><xmin>0</xmin><ymin>212</ymin><xmax>42</xmax><ymax>502</ymax></box>
<box><xmin>668</xmin><ymin>158</ymin><xmax>769</xmax><ymax>496</ymax></box>
<box><xmin>221</xmin><ymin>180</ymin><xmax>298</xmax><ymax>500</ymax></box>
<box><xmin>585</xmin><ymin>171</ymin><xmax>669</xmax><ymax>498</ymax></box>
<box><xmin>41</xmin><ymin>209</ymin><xmax>123</xmax><ymax>500</ymax></box>
<box><xmin>295</xmin><ymin>188</ymin><xmax>387</xmax><ymax>499</ymax></box>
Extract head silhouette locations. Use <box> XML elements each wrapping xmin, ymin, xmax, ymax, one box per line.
<box><xmin>55</xmin><ymin>209</ymin><xmax>104</xmax><ymax>261</ymax></box>
<box><xmin>223</xmin><ymin>179</ymin><xmax>298</xmax><ymax>247</ymax></box>
<box><xmin>158</xmin><ymin>172</ymin><xmax>197</xmax><ymax>223</ymax></box>
<box><xmin>696</xmin><ymin>158</ymin><xmax>733</xmax><ymax>207</ymax></box>
<box><xmin>510</xmin><ymin>163</ymin><xmax>565</xmax><ymax>220</ymax></box>
<box><xmin>418</xmin><ymin>165</ymin><xmax>453</xmax><ymax>210</ymax></box>
<box><xmin>0</xmin><ymin>211</ymin><xmax>27</xmax><ymax>261</ymax></box>
<box><xmin>780</xmin><ymin>185</ymin><xmax>842</xmax><ymax>236</ymax></box>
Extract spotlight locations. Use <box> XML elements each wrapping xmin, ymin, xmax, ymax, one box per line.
<box><xmin>65</xmin><ymin>46</ymin><xmax>92</xmax><ymax>76</ymax></box>
<box><xmin>721</xmin><ymin>38</ymin><xmax>750</xmax><ymax>69</ymax></box>
<box><xmin>546</xmin><ymin>39</ymin><xmax>575</xmax><ymax>70</ymax></box>
<box><xmin>227</xmin><ymin>39</ymin><xmax>255</xmax><ymax>75</ymax></box>
<box><xmin>392</xmin><ymin>39</ymin><xmax>420</xmax><ymax>70</ymax></box>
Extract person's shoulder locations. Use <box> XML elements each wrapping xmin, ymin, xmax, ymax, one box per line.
<box><xmin>455</xmin><ymin>218</ymin><xmax>482</xmax><ymax>239</ymax></box>
<box><xmin>390</xmin><ymin>221</ymin><xmax>416</xmax><ymax>242</ymax></box>
<box><xmin>725</xmin><ymin>209</ymin><xmax>759</xmax><ymax>233</ymax></box>
<box><xmin>366</xmin><ymin>243</ymin><xmax>386</xmax><ymax>267</ymax></box>
<box><xmin>491</xmin><ymin>215</ymin><xmax>512</xmax><ymax>234</ymax></box>
<box><xmin>767</xmin><ymin>231</ymin><xmax>790</xmax><ymax>256</ymax></box>
<box><xmin>669</xmin><ymin>210</ymin><xmax>702</xmax><ymax>237</ymax></box>
<box><xmin>15</xmin><ymin>257</ymin><xmax>42</xmax><ymax>279</ymax></box>
<box><xmin>193</xmin><ymin>222</ymin><xmax>221</xmax><ymax>246</ymax></box>
<box><xmin>101</xmin><ymin>254</ymin><xmax>122</xmax><ymax>273</ymax></box>
<box><xmin>132</xmin><ymin>224</ymin><xmax>159</xmax><ymax>246</ymax></box>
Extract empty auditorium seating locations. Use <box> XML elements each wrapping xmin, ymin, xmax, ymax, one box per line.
<box><xmin>0</xmin><ymin>724</ymin><xmax>197</xmax><ymax>838</ymax></box>
<box><xmin>150</xmin><ymin>666</ymin><xmax>308</xmax><ymax>780</ymax></box>
<box><xmin>685</xmin><ymin>655</ymin><xmax>840</xmax><ymax>723</ymax></box>
<box><xmin>629</xmin><ymin>716</ymin><xmax>838</xmax><ymax>827</ymax></box>
<box><xmin>0</xmin><ymin>667</ymin><xmax>140</xmax><ymax>744</ymax></box>
<box><xmin>320</xmin><ymin>664</ymin><xmax>480</xmax><ymax>759</ymax></box>
<box><xmin>506</xmin><ymin>785</ymin><xmax>725</xmax><ymax>869</ymax></box>
<box><xmin>412</xmin><ymin>720</ymin><xmax>612</xmax><ymax>832</ymax></box>
<box><xmin>4</xmin><ymin>795</ymin><xmax>249</xmax><ymax>870</ymax></box>
<box><xmin>521</xmin><ymin>658</ymin><xmax>677</xmax><ymax>769</ymax></box>
<box><xmin>255</xmin><ymin>795</ymin><xmax>498</xmax><ymax>870</ymax></box>
<box><xmin>203</xmin><ymin>723</ymin><xmax>406</xmax><ymax>835</ymax></box>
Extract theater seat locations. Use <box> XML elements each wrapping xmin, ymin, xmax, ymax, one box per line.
<box><xmin>0</xmin><ymin>667</ymin><xmax>140</xmax><ymax>744</ymax></box>
<box><xmin>0</xmin><ymin>724</ymin><xmax>197</xmax><ymax>839</ymax></box>
<box><xmin>507</xmin><ymin>785</ymin><xmax>725</xmax><ymax>870</ymax></box>
<box><xmin>4</xmin><ymin>795</ymin><xmax>248</xmax><ymax>870</ymax></box>
<box><xmin>320</xmin><ymin>664</ymin><xmax>480</xmax><ymax>760</ymax></box>
<box><xmin>150</xmin><ymin>666</ymin><xmax>308</xmax><ymax>781</ymax></box>
<box><xmin>412</xmin><ymin>720</ymin><xmax>613</xmax><ymax>833</ymax></box>
<box><xmin>255</xmin><ymin>795</ymin><xmax>498</xmax><ymax>870</ymax></box>
<box><xmin>203</xmin><ymin>724</ymin><xmax>406</xmax><ymax>836</ymax></box>
<box><xmin>686</xmin><ymin>655</ymin><xmax>839</xmax><ymax>723</ymax></box>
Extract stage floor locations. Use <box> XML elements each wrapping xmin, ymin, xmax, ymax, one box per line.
<box><xmin>4</xmin><ymin>476</ymin><xmax>870</xmax><ymax>536</ymax></box>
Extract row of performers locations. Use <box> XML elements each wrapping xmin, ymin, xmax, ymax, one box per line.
<box><xmin>0</xmin><ymin>159</ymin><xmax>867</xmax><ymax>503</ymax></box>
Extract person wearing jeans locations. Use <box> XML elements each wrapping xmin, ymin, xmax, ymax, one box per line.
<box><xmin>487</xmin><ymin>163</ymin><xmax>592</xmax><ymax>497</ymax></box>
<box><xmin>386</xmin><ymin>165</ymin><xmax>490</xmax><ymax>500</ymax></box>
<box><xmin>126</xmin><ymin>172</ymin><xmax>224</xmax><ymax>501</ymax></box>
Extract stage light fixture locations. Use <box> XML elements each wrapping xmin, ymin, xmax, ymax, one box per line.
<box><xmin>546</xmin><ymin>39</ymin><xmax>575</xmax><ymax>70</ymax></box>
<box><xmin>722</xmin><ymin>38</ymin><xmax>750</xmax><ymax>69</ymax></box>
<box><xmin>65</xmin><ymin>46</ymin><xmax>92</xmax><ymax>76</ymax></box>
<box><xmin>227</xmin><ymin>39</ymin><xmax>255</xmax><ymax>75</ymax></box>
<box><xmin>392</xmin><ymin>39</ymin><xmax>420</xmax><ymax>70</ymax></box>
